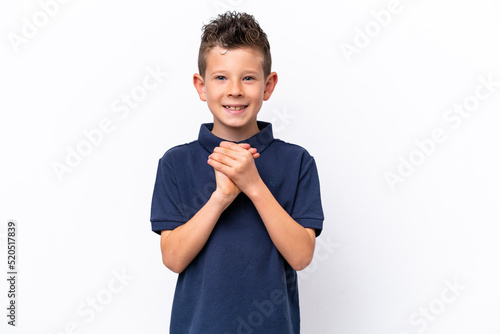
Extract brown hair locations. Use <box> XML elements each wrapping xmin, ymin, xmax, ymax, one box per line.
<box><xmin>198</xmin><ymin>11</ymin><xmax>272</xmax><ymax>79</ymax></box>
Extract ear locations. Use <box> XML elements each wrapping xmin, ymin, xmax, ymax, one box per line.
<box><xmin>263</xmin><ymin>72</ymin><xmax>278</xmax><ymax>101</ymax></box>
<box><xmin>193</xmin><ymin>73</ymin><xmax>206</xmax><ymax>101</ymax></box>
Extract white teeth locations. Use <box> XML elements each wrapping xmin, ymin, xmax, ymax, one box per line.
<box><xmin>225</xmin><ymin>106</ymin><xmax>246</xmax><ymax>111</ymax></box>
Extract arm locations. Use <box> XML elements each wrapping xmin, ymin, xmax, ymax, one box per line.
<box><xmin>207</xmin><ymin>142</ymin><xmax>316</xmax><ymax>271</ymax></box>
<box><xmin>246</xmin><ymin>181</ymin><xmax>316</xmax><ymax>271</ymax></box>
<box><xmin>160</xmin><ymin>190</ymin><xmax>233</xmax><ymax>274</ymax></box>
<box><xmin>161</xmin><ymin>144</ymin><xmax>259</xmax><ymax>273</ymax></box>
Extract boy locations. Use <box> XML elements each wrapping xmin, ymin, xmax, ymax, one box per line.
<box><xmin>150</xmin><ymin>11</ymin><xmax>324</xmax><ymax>333</ymax></box>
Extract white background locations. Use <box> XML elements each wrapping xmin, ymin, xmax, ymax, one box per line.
<box><xmin>1</xmin><ymin>0</ymin><xmax>499</xmax><ymax>333</ymax></box>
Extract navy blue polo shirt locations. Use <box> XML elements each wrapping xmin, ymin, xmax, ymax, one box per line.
<box><xmin>150</xmin><ymin>121</ymin><xmax>324</xmax><ymax>334</ymax></box>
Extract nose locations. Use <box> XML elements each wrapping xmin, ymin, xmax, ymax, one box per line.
<box><xmin>226</xmin><ymin>79</ymin><xmax>243</xmax><ymax>97</ymax></box>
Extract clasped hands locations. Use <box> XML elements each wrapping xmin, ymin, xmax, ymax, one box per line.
<box><xmin>207</xmin><ymin>141</ymin><xmax>262</xmax><ymax>199</ymax></box>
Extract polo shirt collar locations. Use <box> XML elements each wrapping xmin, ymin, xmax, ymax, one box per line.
<box><xmin>198</xmin><ymin>121</ymin><xmax>274</xmax><ymax>154</ymax></box>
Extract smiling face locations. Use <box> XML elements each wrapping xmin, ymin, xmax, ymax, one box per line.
<box><xmin>194</xmin><ymin>45</ymin><xmax>277</xmax><ymax>141</ymax></box>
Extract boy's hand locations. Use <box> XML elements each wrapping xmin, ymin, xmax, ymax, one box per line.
<box><xmin>209</xmin><ymin>143</ymin><xmax>259</xmax><ymax>203</ymax></box>
<box><xmin>213</xmin><ymin>168</ymin><xmax>239</xmax><ymax>199</ymax></box>
<box><xmin>207</xmin><ymin>141</ymin><xmax>262</xmax><ymax>196</ymax></box>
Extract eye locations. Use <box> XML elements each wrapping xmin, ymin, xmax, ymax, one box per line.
<box><xmin>215</xmin><ymin>76</ymin><xmax>226</xmax><ymax>80</ymax></box>
<box><xmin>243</xmin><ymin>76</ymin><xmax>255</xmax><ymax>81</ymax></box>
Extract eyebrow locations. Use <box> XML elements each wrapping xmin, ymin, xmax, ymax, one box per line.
<box><xmin>242</xmin><ymin>70</ymin><xmax>260</xmax><ymax>76</ymax></box>
<box><xmin>208</xmin><ymin>70</ymin><xmax>262</xmax><ymax>77</ymax></box>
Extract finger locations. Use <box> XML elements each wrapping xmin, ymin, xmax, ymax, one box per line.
<box><xmin>247</xmin><ymin>147</ymin><xmax>257</xmax><ymax>154</ymax></box>
<box><xmin>228</xmin><ymin>142</ymin><xmax>258</xmax><ymax>155</ymax></box>
<box><xmin>247</xmin><ymin>148</ymin><xmax>260</xmax><ymax>159</ymax></box>
<box><xmin>239</xmin><ymin>144</ymin><xmax>259</xmax><ymax>158</ymax></box>
<box><xmin>207</xmin><ymin>157</ymin><xmax>233</xmax><ymax>176</ymax></box>
<box><xmin>209</xmin><ymin>152</ymin><xmax>236</xmax><ymax>167</ymax></box>
<box><xmin>213</xmin><ymin>146</ymin><xmax>245</xmax><ymax>160</ymax></box>
<box><xmin>220</xmin><ymin>141</ymin><xmax>247</xmax><ymax>152</ymax></box>
<box><xmin>214</xmin><ymin>147</ymin><xmax>258</xmax><ymax>162</ymax></box>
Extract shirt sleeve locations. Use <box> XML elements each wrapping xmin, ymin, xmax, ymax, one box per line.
<box><xmin>150</xmin><ymin>152</ymin><xmax>186</xmax><ymax>235</ymax></box>
<box><xmin>291</xmin><ymin>154</ymin><xmax>324</xmax><ymax>237</ymax></box>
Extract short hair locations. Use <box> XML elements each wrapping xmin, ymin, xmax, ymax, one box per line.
<box><xmin>198</xmin><ymin>11</ymin><xmax>272</xmax><ymax>79</ymax></box>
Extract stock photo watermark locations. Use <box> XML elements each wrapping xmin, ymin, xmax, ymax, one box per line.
<box><xmin>51</xmin><ymin>64</ymin><xmax>168</xmax><ymax>182</ymax></box>
<box><xmin>213</xmin><ymin>0</ymin><xmax>244</xmax><ymax>14</ymax></box>
<box><xmin>398</xmin><ymin>276</ymin><xmax>466</xmax><ymax>334</ymax></box>
<box><xmin>268</xmin><ymin>106</ymin><xmax>295</xmax><ymax>133</ymax></box>
<box><xmin>7</xmin><ymin>0</ymin><xmax>72</xmax><ymax>53</ymax></box>
<box><xmin>385</xmin><ymin>73</ymin><xmax>499</xmax><ymax>191</ymax></box>
<box><xmin>226</xmin><ymin>233</ymin><xmax>338</xmax><ymax>333</ymax></box>
<box><xmin>47</xmin><ymin>267</ymin><xmax>134</xmax><ymax>334</ymax></box>
<box><xmin>298</xmin><ymin>233</ymin><xmax>339</xmax><ymax>280</ymax></box>
<box><xmin>340</xmin><ymin>0</ymin><xmax>418</xmax><ymax>64</ymax></box>
<box><xmin>5</xmin><ymin>220</ymin><xmax>18</xmax><ymax>326</ymax></box>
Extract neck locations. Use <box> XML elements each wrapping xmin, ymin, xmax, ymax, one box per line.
<box><xmin>211</xmin><ymin>120</ymin><xmax>260</xmax><ymax>142</ymax></box>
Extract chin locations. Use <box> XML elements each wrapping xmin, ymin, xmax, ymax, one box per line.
<box><xmin>221</xmin><ymin>119</ymin><xmax>248</xmax><ymax>128</ymax></box>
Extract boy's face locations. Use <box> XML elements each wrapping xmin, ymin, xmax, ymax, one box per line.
<box><xmin>194</xmin><ymin>46</ymin><xmax>277</xmax><ymax>138</ymax></box>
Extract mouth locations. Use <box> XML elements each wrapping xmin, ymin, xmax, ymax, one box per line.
<box><xmin>223</xmin><ymin>104</ymin><xmax>248</xmax><ymax>114</ymax></box>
